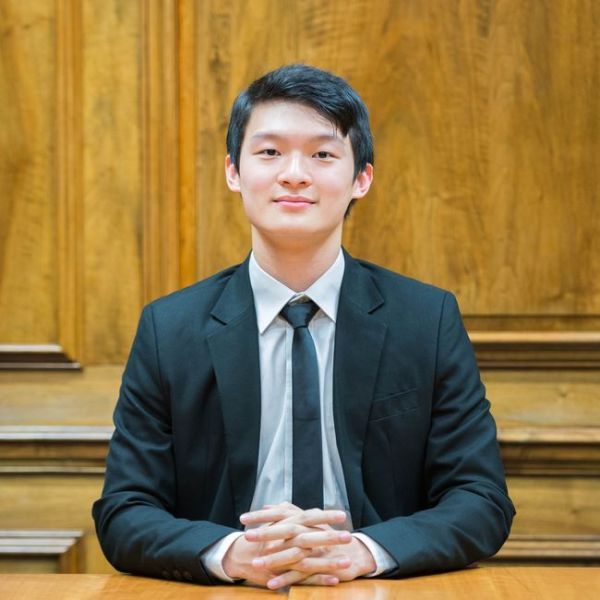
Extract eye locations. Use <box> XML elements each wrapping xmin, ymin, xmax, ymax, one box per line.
<box><xmin>314</xmin><ymin>151</ymin><xmax>333</xmax><ymax>160</ymax></box>
<box><xmin>259</xmin><ymin>148</ymin><xmax>279</xmax><ymax>156</ymax></box>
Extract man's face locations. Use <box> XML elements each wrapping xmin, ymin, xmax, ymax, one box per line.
<box><xmin>225</xmin><ymin>101</ymin><xmax>372</xmax><ymax>247</ymax></box>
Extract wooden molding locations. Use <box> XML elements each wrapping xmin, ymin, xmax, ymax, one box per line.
<box><xmin>178</xmin><ymin>0</ymin><xmax>198</xmax><ymax>287</ymax></box>
<box><xmin>0</xmin><ymin>530</ymin><xmax>84</xmax><ymax>573</ymax></box>
<box><xmin>0</xmin><ymin>1</ymin><xmax>83</xmax><ymax>371</ymax></box>
<box><xmin>493</xmin><ymin>534</ymin><xmax>600</xmax><ymax>563</ymax></box>
<box><xmin>1</xmin><ymin>425</ymin><xmax>599</xmax><ymax>476</ymax></box>
<box><xmin>471</xmin><ymin>331</ymin><xmax>600</xmax><ymax>369</ymax></box>
<box><xmin>0</xmin><ymin>426</ymin><xmax>111</xmax><ymax>473</ymax></box>
<box><xmin>141</xmin><ymin>0</ymin><xmax>181</xmax><ymax>303</ymax></box>
<box><xmin>498</xmin><ymin>427</ymin><xmax>600</xmax><ymax>476</ymax></box>
<box><xmin>0</xmin><ymin>345</ymin><xmax>81</xmax><ymax>371</ymax></box>
<box><xmin>56</xmin><ymin>0</ymin><xmax>83</xmax><ymax>364</ymax></box>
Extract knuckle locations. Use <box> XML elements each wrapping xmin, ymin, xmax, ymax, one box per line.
<box><xmin>304</xmin><ymin>508</ymin><xmax>321</xmax><ymax>521</ymax></box>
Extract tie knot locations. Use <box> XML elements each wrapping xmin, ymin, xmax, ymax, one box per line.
<box><xmin>280</xmin><ymin>299</ymin><xmax>319</xmax><ymax>329</ymax></box>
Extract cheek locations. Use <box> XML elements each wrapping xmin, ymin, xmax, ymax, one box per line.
<box><xmin>239</xmin><ymin>163</ymin><xmax>274</xmax><ymax>193</ymax></box>
<box><xmin>321</xmin><ymin>178</ymin><xmax>356</xmax><ymax>204</ymax></box>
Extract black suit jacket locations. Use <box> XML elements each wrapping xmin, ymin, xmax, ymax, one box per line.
<box><xmin>93</xmin><ymin>252</ymin><xmax>514</xmax><ymax>583</ymax></box>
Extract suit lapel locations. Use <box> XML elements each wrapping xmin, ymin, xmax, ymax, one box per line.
<box><xmin>334</xmin><ymin>251</ymin><xmax>387</xmax><ymax>528</ymax></box>
<box><xmin>206</xmin><ymin>257</ymin><xmax>261</xmax><ymax>519</ymax></box>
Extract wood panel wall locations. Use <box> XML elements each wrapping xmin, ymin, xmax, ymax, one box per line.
<box><xmin>0</xmin><ymin>0</ymin><xmax>599</xmax><ymax>574</ymax></box>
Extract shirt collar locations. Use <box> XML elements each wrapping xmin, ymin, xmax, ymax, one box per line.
<box><xmin>249</xmin><ymin>249</ymin><xmax>345</xmax><ymax>334</ymax></box>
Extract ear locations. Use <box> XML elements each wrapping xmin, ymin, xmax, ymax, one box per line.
<box><xmin>351</xmin><ymin>163</ymin><xmax>374</xmax><ymax>199</ymax></box>
<box><xmin>225</xmin><ymin>155</ymin><xmax>241</xmax><ymax>192</ymax></box>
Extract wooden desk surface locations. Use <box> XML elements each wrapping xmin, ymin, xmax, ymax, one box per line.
<box><xmin>289</xmin><ymin>567</ymin><xmax>600</xmax><ymax>600</ymax></box>
<box><xmin>0</xmin><ymin>574</ymin><xmax>273</xmax><ymax>599</ymax></box>
<box><xmin>0</xmin><ymin>567</ymin><xmax>598</xmax><ymax>599</ymax></box>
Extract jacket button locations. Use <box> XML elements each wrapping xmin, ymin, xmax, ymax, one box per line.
<box><xmin>183</xmin><ymin>571</ymin><xmax>193</xmax><ymax>581</ymax></box>
<box><xmin>173</xmin><ymin>569</ymin><xmax>182</xmax><ymax>580</ymax></box>
<box><xmin>161</xmin><ymin>570</ymin><xmax>170</xmax><ymax>579</ymax></box>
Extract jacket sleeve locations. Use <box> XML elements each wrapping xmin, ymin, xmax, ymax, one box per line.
<box><xmin>92</xmin><ymin>305</ymin><xmax>237</xmax><ymax>584</ymax></box>
<box><xmin>358</xmin><ymin>292</ymin><xmax>515</xmax><ymax>576</ymax></box>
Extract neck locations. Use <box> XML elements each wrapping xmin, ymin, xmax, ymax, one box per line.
<box><xmin>251</xmin><ymin>232</ymin><xmax>342</xmax><ymax>291</ymax></box>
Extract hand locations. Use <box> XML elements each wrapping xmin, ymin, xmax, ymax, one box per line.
<box><xmin>263</xmin><ymin>535</ymin><xmax>377</xmax><ymax>589</ymax></box>
<box><xmin>222</xmin><ymin>505</ymin><xmax>351</xmax><ymax>588</ymax></box>
<box><xmin>238</xmin><ymin>503</ymin><xmax>376</xmax><ymax>589</ymax></box>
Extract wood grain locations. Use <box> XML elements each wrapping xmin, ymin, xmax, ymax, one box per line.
<box><xmin>507</xmin><ymin>475</ymin><xmax>600</xmax><ymax>535</ymax></box>
<box><xmin>81</xmin><ymin>0</ymin><xmax>144</xmax><ymax>364</ymax></box>
<box><xmin>0</xmin><ymin>0</ymin><xmax>58</xmax><ymax>344</ymax></box>
<box><xmin>190</xmin><ymin>0</ymin><xmax>600</xmax><ymax>330</ymax></box>
<box><xmin>0</xmin><ymin>366</ymin><xmax>121</xmax><ymax>425</ymax></box>
<box><xmin>0</xmin><ymin>574</ymin><xmax>274</xmax><ymax>598</ymax></box>
<box><xmin>140</xmin><ymin>0</ymin><xmax>181</xmax><ymax>303</ymax></box>
<box><xmin>287</xmin><ymin>567</ymin><xmax>600</xmax><ymax>600</ymax></box>
<box><xmin>485</xmin><ymin>369</ymin><xmax>600</xmax><ymax>428</ymax></box>
<box><xmin>178</xmin><ymin>0</ymin><xmax>198</xmax><ymax>288</ymax></box>
<box><xmin>344</xmin><ymin>0</ymin><xmax>600</xmax><ymax>321</ymax></box>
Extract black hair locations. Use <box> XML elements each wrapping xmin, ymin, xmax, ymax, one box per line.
<box><xmin>226</xmin><ymin>64</ymin><xmax>374</xmax><ymax>179</ymax></box>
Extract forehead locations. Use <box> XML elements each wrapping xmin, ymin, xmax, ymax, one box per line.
<box><xmin>244</xmin><ymin>100</ymin><xmax>345</xmax><ymax>143</ymax></box>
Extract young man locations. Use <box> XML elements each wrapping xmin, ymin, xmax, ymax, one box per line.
<box><xmin>93</xmin><ymin>64</ymin><xmax>514</xmax><ymax>590</ymax></box>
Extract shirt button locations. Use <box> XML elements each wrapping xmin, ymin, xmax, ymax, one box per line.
<box><xmin>183</xmin><ymin>571</ymin><xmax>193</xmax><ymax>581</ymax></box>
<box><xmin>173</xmin><ymin>569</ymin><xmax>182</xmax><ymax>580</ymax></box>
<box><xmin>161</xmin><ymin>570</ymin><xmax>170</xmax><ymax>579</ymax></box>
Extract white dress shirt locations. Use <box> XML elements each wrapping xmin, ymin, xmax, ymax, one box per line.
<box><xmin>203</xmin><ymin>249</ymin><xmax>395</xmax><ymax>580</ymax></box>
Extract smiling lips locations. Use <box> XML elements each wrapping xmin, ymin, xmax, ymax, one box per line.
<box><xmin>274</xmin><ymin>196</ymin><xmax>315</xmax><ymax>208</ymax></box>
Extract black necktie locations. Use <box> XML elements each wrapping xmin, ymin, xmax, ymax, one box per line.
<box><xmin>280</xmin><ymin>299</ymin><xmax>323</xmax><ymax>509</ymax></box>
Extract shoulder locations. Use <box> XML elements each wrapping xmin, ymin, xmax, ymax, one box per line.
<box><xmin>145</xmin><ymin>262</ymin><xmax>243</xmax><ymax>322</ymax></box>
<box><xmin>352</xmin><ymin>256</ymin><xmax>451</xmax><ymax>305</ymax></box>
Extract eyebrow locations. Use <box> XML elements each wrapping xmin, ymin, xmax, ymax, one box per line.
<box><xmin>249</xmin><ymin>132</ymin><xmax>345</xmax><ymax>144</ymax></box>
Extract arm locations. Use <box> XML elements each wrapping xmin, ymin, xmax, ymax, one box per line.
<box><xmin>357</xmin><ymin>292</ymin><xmax>515</xmax><ymax>576</ymax></box>
<box><xmin>92</xmin><ymin>305</ymin><xmax>236</xmax><ymax>584</ymax></box>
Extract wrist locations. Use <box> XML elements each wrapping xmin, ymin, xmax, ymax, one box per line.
<box><xmin>222</xmin><ymin>537</ymin><xmax>244</xmax><ymax>580</ymax></box>
<box><xmin>353</xmin><ymin>536</ymin><xmax>376</xmax><ymax>577</ymax></box>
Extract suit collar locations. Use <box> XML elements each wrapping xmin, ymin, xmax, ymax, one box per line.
<box><xmin>207</xmin><ymin>256</ymin><xmax>261</xmax><ymax>519</ymax></box>
<box><xmin>340</xmin><ymin>248</ymin><xmax>385</xmax><ymax>313</ymax></box>
<box><xmin>209</xmin><ymin>255</ymin><xmax>254</xmax><ymax>325</ymax></box>
<box><xmin>334</xmin><ymin>251</ymin><xmax>387</xmax><ymax>527</ymax></box>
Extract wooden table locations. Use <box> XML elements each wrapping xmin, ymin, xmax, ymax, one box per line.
<box><xmin>0</xmin><ymin>567</ymin><xmax>598</xmax><ymax>599</ymax></box>
<box><xmin>289</xmin><ymin>567</ymin><xmax>600</xmax><ymax>599</ymax></box>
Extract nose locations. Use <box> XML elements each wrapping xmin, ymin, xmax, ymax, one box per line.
<box><xmin>277</xmin><ymin>153</ymin><xmax>311</xmax><ymax>188</ymax></box>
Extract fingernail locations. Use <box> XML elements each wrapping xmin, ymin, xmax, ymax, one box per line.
<box><xmin>245</xmin><ymin>530</ymin><xmax>258</xmax><ymax>540</ymax></box>
<box><xmin>326</xmin><ymin>576</ymin><xmax>339</xmax><ymax>585</ymax></box>
<box><xmin>339</xmin><ymin>531</ymin><xmax>352</xmax><ymax>542</ymax></box>
<box><xmin>267</xmin><ymin>578</ymin><xmax>280</xmax><ymax>589</ymax></box>
<box><xmin>240</xmin><ymin>513</ymin><xmax>249</xmax><ymax>522</ymax></box>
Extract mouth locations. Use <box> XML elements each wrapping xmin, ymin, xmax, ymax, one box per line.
<box><xmin>274</xmin><ymin>196</ymin><xmax>315</xmax><ymax>208</ymax></box>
